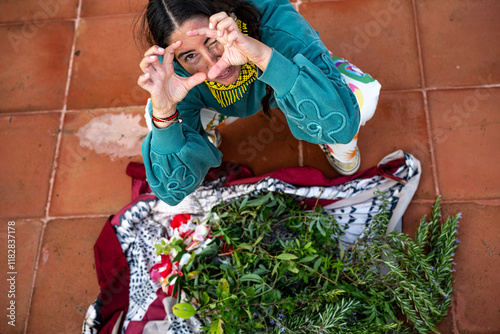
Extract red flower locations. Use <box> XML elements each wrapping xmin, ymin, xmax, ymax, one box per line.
<box><xmin>150</xmin><ymin>254</ymin><xmax>172</xmax><ymax>281</ymax></box>
<box><xmin>171</xmin><ymin>214</ymin><xmax>191</xmax><ymax>229</ymax></box>
<box><xmin>216</xmin><ymin>236</ymin><xmax>233</xmax><ymax>256</ymax></box>
<box><xmin>221</xmin><ymin>243</ymin><xmax>234</xmax><ymax>256</ymax></box>
<box><xmin>180</xmin><ymin>229</ymin><xmax>195</xmax><ymax>240</ymax></box>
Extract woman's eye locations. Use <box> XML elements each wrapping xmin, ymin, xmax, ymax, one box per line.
<box><xmin>209</xmin><ymin>40</ymin><xmax>219</xmax><ymax>48</ymax></box>
<box><xmin>185</xmin><ymin>54</ymin><xmax>196</xmax><ymax>61</ymax></box>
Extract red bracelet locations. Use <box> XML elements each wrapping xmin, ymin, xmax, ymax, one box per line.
<box><xmin>152</xmin><ymin>110</ymin><xmax>183</xmax><ymax>123</ymax></box>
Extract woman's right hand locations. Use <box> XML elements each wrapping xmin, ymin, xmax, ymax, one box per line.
<box><xmin>137</xmin><ymin>42</ymin><xmax>207</xmax><ymax>118</ymax></box>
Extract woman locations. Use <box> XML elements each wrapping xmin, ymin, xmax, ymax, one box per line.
<box><xmin>137</xmin><ymin>0</ymin><xmax>380</xmax><ymax>206</ymax></box>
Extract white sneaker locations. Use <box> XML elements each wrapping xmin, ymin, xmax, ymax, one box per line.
<box><xmin>207</xmin><ymin>129</ymin><xmax>222</xmax><ymax>148</ymax></box>
<box><xmin>321</xmin><ymin>145</ymin><xmax>361</xmax><ymax>176</ymax></box>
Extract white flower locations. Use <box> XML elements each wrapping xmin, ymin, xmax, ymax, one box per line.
<box><xmin>179</xmin><ymin>253</ymin><xmax>191</xmax><ymax>268</ymax></box>
<box><xmin>193</xmin><ymin>224</ymin><xmax>209</xmax><ymax>241</ymax></box>
<box><xmin>169</xmin><ymin>248</ymin><xmax>178</xmax><ymax>260</ymax></box>
<box><xmin>179</xmin><ymin>221</ymin><xmax>197</xmax><ymax>233</ymax></box>
<box><xmin>193</xmin><ymin>238</ymin><xmax>213</xmax><ymax>254</ymax></box>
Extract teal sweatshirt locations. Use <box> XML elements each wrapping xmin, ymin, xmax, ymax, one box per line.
<box><xmin>142</xmin><ymin>0</ymin><xmax>360</xmax><ymax>205</ymax></box>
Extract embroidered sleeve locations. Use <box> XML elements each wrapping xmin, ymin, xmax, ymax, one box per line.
<box><xmin>141</xmin><ymin>97</ymin><xmax>223</xmax><ymax>206</ymax></box>
<box><xmin>259</xmin><ymin>49</ymin><xmax>360</xmax><ymax>145</ymax></box>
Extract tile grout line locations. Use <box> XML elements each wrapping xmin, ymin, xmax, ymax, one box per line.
<box><xmin>411</xmin><ymin>0</ymin><xmax>440</xmax><ymax>199</ymax></box>
<box><xmin>382</xmin><ymin>83</ymin><xmax>500</xmax><ymax>94</ymax></box>
<box><xmin>74</xmin><ymin>12</ymin><xmax>140</xmax><ymax>21</ymax></box>
<box><xmin>3</xmin><ymin>104</ymin><xmax>148</xmax><ymax>117</ymax></box>
<box><xmin>0</xmin><ymin>12</ymin><xmax>138</xmax><ymax>27</ymax></box>
<box><xmin>442</xmin><ymin>199</ymin><xmax>500</xmax><ymax>206</ymax></box>
<box><xmin>22</xmin><ymin>221</ymin><xmax>46</xmax><ymax>333</ymax></box>
<box><xmin>23</xmin><ymin>0</ymin><xmax>84</xmax><ymax>333</ymax></box>
<box><xmin>46</xmin><ymin>213</ymin><xmax>113</xmax><ymax>221</ymax></box>
<box><xmin>298</xmin><ymin>140</ymin><xmax>304</xmax><ymax>167</ymax></box>
<box><xmin>0</xmin><ymin>18</ymin><xmax>75</xmax><ymax>27</ymax></box>
<box><xmin>44</xmin><ymin>0</ymin><xmax>83</xmax><ymax>221</ymax></box>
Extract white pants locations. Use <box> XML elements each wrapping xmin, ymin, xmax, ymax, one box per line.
<box><xmin>320</xmin><ymin>54</ymin><xmax>381</xmax><ymax>162</ymax></box>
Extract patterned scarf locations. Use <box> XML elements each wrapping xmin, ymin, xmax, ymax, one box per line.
<box><xmin>204</xmin><ymin>20</ymin><xmax>257</xmax><ymax>108</ymax></box>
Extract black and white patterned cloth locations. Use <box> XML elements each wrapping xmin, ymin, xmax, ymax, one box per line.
<box><xmin>83</xmin><ymin>150</ymin><xmax>420</xmax><ymax>334</ymax></box>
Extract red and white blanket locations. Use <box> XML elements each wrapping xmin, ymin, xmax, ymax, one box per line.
<box><xmin>83</xmin><ymin>150</ymin><xmax>421</xmax><ymax>334</ymax></box>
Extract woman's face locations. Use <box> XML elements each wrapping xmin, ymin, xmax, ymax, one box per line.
<box><xmin>170</xmin><ymin>16</ymin><xmax>241</xmax><ymax>85</ymax></box>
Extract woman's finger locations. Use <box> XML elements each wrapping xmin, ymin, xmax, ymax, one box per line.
<box><xmin>186</xmin><ymin>27</ymin><xmax>218</xmax><ymax>39</ymax></box>
<box><xmin>144</xmin><ymin>45</ymin><xmax>165</xmax><ymax>57</ymax></box>
<box><xmin>224</xmin><ymin>28</ymin><xmax>242</xmax><ymax>48</ymax></box>
<box><xmin>207</xmin><ymin>58</ymin><xmax>231</xmax><ymax>80</ymax></box>
<box><xmin>137</xmin><ymin>72</ymin><xmax>153</xmax><ymax>90</ymax></box>
<box><xmin>140</xmin><ymin>54</ymin><xmax>163</xmax><ymax>72</ymax></box>
<box><xmin>208</xmin><ymin>11</ymin><xmax>230</xmax><ymax>30</ymax></box>
<box><xmin>183</xmin><ymin>72</ymin><xmax>207</xmax><ymax>92</ymax></box>
<box><xmin>215</xmin><ymin>16</ymin><xmax>238</xmax><ymax>37</ymax></box>
<box><xmin>162</xmin><ymin>40</ymin><xmax>182</xmax><ymax>66</ymax></box>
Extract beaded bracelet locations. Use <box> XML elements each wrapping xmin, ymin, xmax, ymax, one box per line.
<box><xmin>152</xmin><ymin>110</ymin><xmax>183</xmax><ymax>123</ymax></box>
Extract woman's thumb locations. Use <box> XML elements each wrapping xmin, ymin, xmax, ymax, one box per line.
<box><xmin>185</xmin><ymin>72</ymin><xmax>207</xmax><ymax>90</ymax></box>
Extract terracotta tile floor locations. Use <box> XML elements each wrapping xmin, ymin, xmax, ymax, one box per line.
<box><xmin>1</xmin><ymin>0</ymin><xmax>499</xmax><ymax>333</ymax></box>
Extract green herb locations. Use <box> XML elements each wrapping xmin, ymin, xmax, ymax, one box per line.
<box><xmin>165</xmin><ymin>192</ymin><xmax>459</xmax><ymax>333</ymax></box>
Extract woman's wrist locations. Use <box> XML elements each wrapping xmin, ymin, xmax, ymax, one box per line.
<box><xmin>151</xmin><ymin>103</ymin><xmax>177</xmax><ymax>118</ymax></box>
<box><xmin>249</xmin><ymin>42</ymin><xmax>273</xmax><ymax>72</ymax></box>
<box><xmin>151</xmin><ymin>103</ymin><xmax>178</xmax><ymax>129</ymax></box>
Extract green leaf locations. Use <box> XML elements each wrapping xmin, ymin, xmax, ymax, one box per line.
<box><xmin>246</xmin><ymin>287</ymin><xmax>256</xmax><ymax>299</ymax></box>
<box><xmin>238</xmin><ymin>243</ymin><xmax>253</xmax><ymax>250</ymax></box>
<box><xmin>172</xmin><ymin>250</ymin><xmax>185</xmax><ymax>263</ymax></box>
<box><xmin>154</xmin><ymin>245</ymin><xmax>162</xmax><ymax>255</ymax></box>
<box><xmin>252</xmin><ymin>235</ymin><xmax>264</xmax><ymax>247</ymax></box>
<box><xmin>210</xmin><ymin>318</ymin><xmax>224</xmax><ymax>334</ymax></box>
<box><xmin>240</xmin><ymin>274</ymin><xmax>263</xmax><ymax>283</ymax></box>
<box><xmin>218</xmin><ymin>278</ymin><xmax>230</xmax><ymax>293</ymax></box>
<box><xmin>172</xmin><ymin>303</ymin><xmax>196</xmax><ymax>319</ymax></box>
<box><xmin>299</xmin><ymin>255</ymin><xmax>318</xmax><ymax>263</ymax></box>
<box><xmin>187</xmin><ymin>270</ymin><xmax>200</xmax><ymax>280</ymax></box>
<box><xmin>276</xmin><ymin>253</ymin><xmax>298</xmax><ymax>260</ymax></box>
<box><xmin>262</xmin><ymin>289</ymin><xmax>281</xmax><ymax>303</ymax></box>
<box><xmin>202</xmin><ymin>291</ymin><xmax>210</xmax><ymax>305</ymax></box>
<box><xmin>227</xmin><ymin>268</ymin><xmax>237</xmax><ymax>283</ymax></box>
<box><xmin>239</xmin><ymin>196</ymin><xmax>249</xmax><ymax>210</ymax></box>
<box><xmin>272</xmin><ymin>262</ymin><xmax>280</xmax><ymax>277</ymax></box>
<box><xmin>197</xmin><ymin>242</ymin><xmax>219</xmax><ymax>258</ymax></box>
<box><xmin>246</xmin><ymin>192</ymin><xmax>273</xmax><ymax>207</ymax></box>
<box><xmin>185</xmin><ymin>253</ymin><xmax>196</xmax><ymax>272</ymax></box>
<box><xmin>313</xmin><ymin>257</ymin><xmax>322</xmax><ymax>270</ymax></box>
<box><xmin>316</xmin><ymin>221</ymin><xmax>326</xmax><ymax>236</ymax></box>
<box><xmin>339</xmin><ymin>240</ymin><xmax>345</xmax><ymax>261</ymax></box>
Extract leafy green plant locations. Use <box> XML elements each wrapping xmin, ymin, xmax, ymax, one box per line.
<box><xmin>156</xmin><ymin>192</ymin><xmax>459</xmax><ymax>333</ymax></box>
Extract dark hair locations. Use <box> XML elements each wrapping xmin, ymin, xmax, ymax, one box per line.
<box><xmin>135</xmin><ymin>0</ymin><xmax>273</xmax><ymax>117</ymax></box>
<box><xmin>136</xmin><ymin>0</ymin><xmax>260</xmax><ymax>48</ymax></box>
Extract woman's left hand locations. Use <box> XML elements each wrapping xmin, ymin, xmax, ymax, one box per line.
<box><xmin>186</xmin><ymin>12</ymin><xmax>272</xmax><ymax>79</ymax></box>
